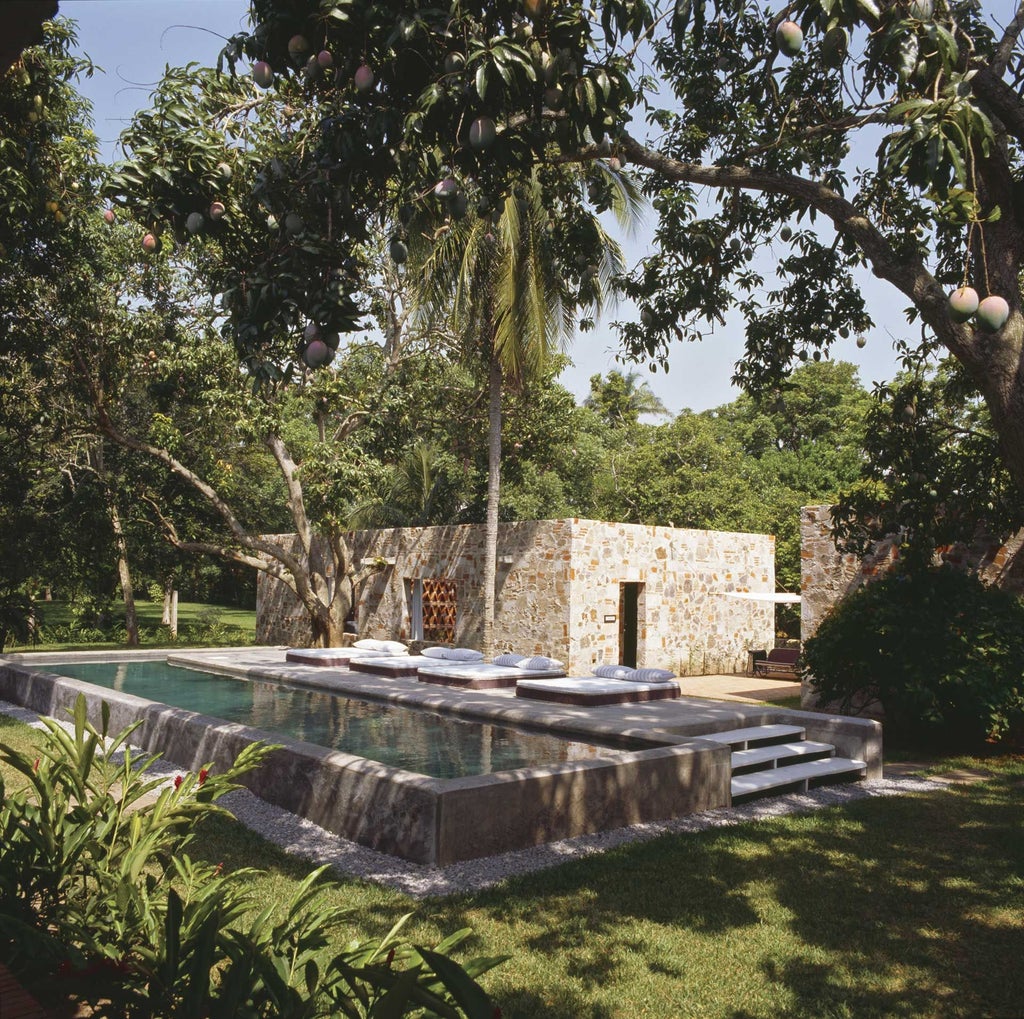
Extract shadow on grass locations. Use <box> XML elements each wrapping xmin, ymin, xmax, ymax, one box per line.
<box><xmin>183</xmin><ymin>761</ymin><xmax>1024</xmax><ymax>1019</ymax></box>
<box><xmin>428</xmin><ymin>774</ymin><xmax>1024</xmax><ymax>1018</ymax></box>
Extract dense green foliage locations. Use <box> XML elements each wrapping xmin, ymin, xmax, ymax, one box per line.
<box><xmin>589</xmin><ymin>360</ymin><xmax>870</xmax><ymax>591</ymax></box>
<box><xmin>0</xmin><ymin>697</ymin><xmax>502</xmax><ymax>1016</ymax></box>
<box><xmin>831</xmin><ymin>351</ymin><xmax>1022</xmax><ymax>569</ymax></box>
<box><xmin>804</xmin><ymin>567</ymin><xmax>1024</xmax><ymax>748</ymax></box>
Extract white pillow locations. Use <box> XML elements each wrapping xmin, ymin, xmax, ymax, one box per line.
<box><xmin>493</xmin><ymin>652</ymin><xmax>526</xmax><ymax>667</ymax></box>
<box><xmin>420</xmin><ymin>646</ymin><xmax>449</xmax><ymax>659</ymax></box>
<box><xmin>445</xmin><ymin>647</ymin><xmax>484</xmax><ymax>662</ymax></box>
<box><xmin>630</xmin><ymin>667</ymin><xmax>676</xmax><ymax>684</ymax></box>
<box><xmin>517</xmin><ymin>655</ymin><xmax>565</xmax><ymax>671</ymax></box>
<box><xmin>353</xmin><ymin>638</ymin><xmax>406</xmax><ymax>654</ymax></box>
<box><xmin>592</xmin><ymin>664</ymin><xmax>637</xmax><ymax>679</ymax></box>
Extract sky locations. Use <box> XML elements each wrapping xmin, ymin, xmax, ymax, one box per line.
<box><xmin>62</xmin><ymin>0</ymin><xmax>911</xmax><ymax>415</ymax></box>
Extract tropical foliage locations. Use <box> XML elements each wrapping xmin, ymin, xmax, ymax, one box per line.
<box><xmin>0</xmin><ymin>696</ymin><xmax>502</xmax><ymax>1016</ymax></box>
<box><xmin>804</xmin><ymin>566</ymin><xmax>1024</xmax><ymax>748</ymax></box>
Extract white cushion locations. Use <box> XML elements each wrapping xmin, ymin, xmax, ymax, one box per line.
<box><xmin>420</xmin><ymin>646</ymin><xmax>449</xmax><ymax>659</ymax></box>
<box><xmin>353</xmin><ymin>638</ymin><xmax>407</xmax><ymax>654</ymax></box>
<box><xmin>445</xmin><ymin>647</ymin><xmax>484</xmax><ymax>662</ymax></box>
<box><xmin>517</xmin><ymin>655</ymin><xmax>565</xmax><ymax>671</ymax></box>
<box><xmin>630</xmin><ymin>667</ymin><xmax>676</xmax><ymax>683</ymax></box>
<box><xmin>592</xmin><ymin>664</ymin><xmax>637</xmax><ymax>679</ymax></box>
<box><xmin>493</xmin><ymin>653</ymin><xmax>526</xmax><ymax>667</ymax></box>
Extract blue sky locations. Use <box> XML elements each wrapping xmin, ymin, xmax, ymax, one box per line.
<box><xmin>62</xmin><ymin>0</ymin><xmax>909</xmax><ymax>414</ymax></box>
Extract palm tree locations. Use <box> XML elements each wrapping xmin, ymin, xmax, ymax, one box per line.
<box><xmin>411</xmin><ymin>164</ymin><xmax>642</xmax><ymax>655</ymax></box>
<box><xmin>584</xmin><ymin>370</ymin><xmax>671</xmax><ymax>427</ymax></box>
<box><xmin>347</xmin><ymin>441</ymin><xmax>458</xmax><ymax>528</ymax></box>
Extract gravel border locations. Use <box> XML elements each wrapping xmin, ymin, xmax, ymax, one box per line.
<box><xmin>1</xmin><ymin>699</ymin><xmax>948</xmax><ymax>899</ymax></box>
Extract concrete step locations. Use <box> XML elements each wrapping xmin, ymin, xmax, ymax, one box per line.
<box><xmin>700</xmin><ymin>723</ymin><xmax>806</xmax><ymax>750</ymax></box>
<box><xmin>731</xmin><ymin>756</ymin><xmax>868</xmax><ymax>801</ymax></box>
<box><xmin>731</xmin><ymin>740</ymin><xmax>836</xmax><ymax>774</ymax></box>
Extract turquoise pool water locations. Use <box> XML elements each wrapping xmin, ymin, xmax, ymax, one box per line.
<box><xmin>46</xmin><ymin>660</ymin><xmax>616</xmax><ymax>779</ymax></box>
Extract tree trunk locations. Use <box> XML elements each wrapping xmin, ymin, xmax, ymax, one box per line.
<box><xmin>109</xmin><ymin>498</ymin><xmax>140</xmax><ymax>647</ymax></box>
<box><xmin>481</xmin><ymin>354</ymin><xmax>503</xmax><ymax>659</ymax></box>
<box><xmin>162</xmin><ymin>576</ymin><xmax>173</xmax><ymax>624</ymax></box>
<box><xmin>308</xmin><ymin>573</ymin><xmax>353</xmax><ymax>647</ymax></box>
<box><xmin>95</xmin><ymin>442</ymin><xmax>139</xmax><ymax>646</ymax></box>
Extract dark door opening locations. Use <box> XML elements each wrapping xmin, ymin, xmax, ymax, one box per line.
<box><xmin>619</xmin><ymin>582</ymin><xmax>642</xmax><ymax>667</ymax></box>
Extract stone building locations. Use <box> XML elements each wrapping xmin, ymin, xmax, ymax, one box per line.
<box><xmin>257</xmin><ymin>518</ymin><xmax>777</xmax><ymax>676</ymax></box>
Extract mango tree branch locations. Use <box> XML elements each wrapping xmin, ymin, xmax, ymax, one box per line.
<box><xmin>264</xmin><ymin>432</ymin><xmax>313</xmax><ymax>558</ymax></box>
<box><xmin>141</xmin><ymin>495</ymin><xmax>290</xmax><ymax>577</ymax></box>
<box><xmin>990</xmin><ymin>1</ymin><xmax>1024</xmax><ymax>78</ymax></box>
<box><xmin>94</xmin><ymin>407</ymin><xmax>308</xmax><ymax>577</ymax></box>
<box><xmin>616</xmin><ymin>132</ymin><xmax>988</xmax><ymax>378</ymax></box>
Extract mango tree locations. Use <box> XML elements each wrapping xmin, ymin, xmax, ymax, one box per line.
<box><xmin>109</xmin><ymin>0</ymin><xmax>1024</xmax><ymax>561</ymax></box>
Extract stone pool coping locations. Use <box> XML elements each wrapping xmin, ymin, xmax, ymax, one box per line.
<box><xmin>0</xmin><ymin>648</ymin><xmax>881</xmax><ymax>866</ymax></box>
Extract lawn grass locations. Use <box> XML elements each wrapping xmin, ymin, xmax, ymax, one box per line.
<box><xmin>3</xmin><ymin>702</ymin><xmax>1021</xmax><ymax>1019</ymax></box>
<box><xmin>184</xmin><ymin>761</ymin><xmax>1024</xmax><ymax>1019</ymax></box>
<box><xmin>5</xmin><ymin>599</ymin><xmax>255</xmax><ymax>652</ymax></box>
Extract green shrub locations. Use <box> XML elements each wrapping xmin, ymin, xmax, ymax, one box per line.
<box><xmin>804</xmin><ymin>566</ymin><xmax>1024</xmax><ymax>748</ymax></box>
<box><xmin>0</xmin><ymin>697</ymin><xmax>503</xmax><ymax>1017</ymax></box>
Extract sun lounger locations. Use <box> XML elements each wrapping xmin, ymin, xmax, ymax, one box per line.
<box><xmin>285</xmin><ymin>639</ymin><xmax>407</xmax><ymax>668</ymax></box>
<box><xmin>515</xmin><ymin>676</ymin><xmax>681</xmax><ymax>706</ymax></box>
<box><xmin>515</xmin><ymin>664</ymin><xmax>680</xmax><ymax>705</ymax></box>
<box><xmin>354</xmin><ymin>645</ymin><xmax>485</xmax><ymax>678</ymax></box>
<box><xmin>417</xmin><ymin>654</ymin><xmax>566</xmax><ymax>690</ymax></box>
<box><xmin>352</xmin><ymin>655</ymin><xmax>431</xmax><ymax>677</ymax></box>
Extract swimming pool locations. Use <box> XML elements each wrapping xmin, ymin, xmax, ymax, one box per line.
<box><xmin>45</xmin><ymin>659</ymin><xmax>619</xmax><ymax>779</ymax></box>
<box><xmin>0</xmin><ymin>649</ymin><xmax>739</xmax><ymax>864</ymax></box>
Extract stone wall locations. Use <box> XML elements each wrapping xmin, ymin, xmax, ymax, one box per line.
<box><xmin>801</xmin><ymin>505</ymin><xmax>1024</xmax><ymax>646</ymax></box>
<box><xmin>568</xmin><ymin>520</ymin><xmax>776</xmax><ymax>675</ymax></box>
<box><xmin>257</xmin><ymin>518</ymin><xmax>777</xmax><ymax>675</ymax></box>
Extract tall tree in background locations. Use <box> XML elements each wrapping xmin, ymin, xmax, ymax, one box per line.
<box><xmin>105</xmin><ymin>1</ymin><xmax>1024</xmax><ymax>606</ymax></box>
<box><xmin>411</xmin><ymin>169</ymin><xmax>635</xmax><ymax>653</ymax></box>
<box><xmin>584</xmin><ymin>370</ymin><xmax>670</xmax><ymax>427</ymax></box>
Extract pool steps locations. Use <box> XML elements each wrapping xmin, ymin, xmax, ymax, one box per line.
<box><xmin>701</xmin><ymin>724</ymin><xmax>867</xmax><ymax>802</ymax></box>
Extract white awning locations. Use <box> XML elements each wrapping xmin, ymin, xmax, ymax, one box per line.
<box><xmin>724</xmin><ymin>591</ymin><xmax>802</xmax><ymax>604</ymax></box>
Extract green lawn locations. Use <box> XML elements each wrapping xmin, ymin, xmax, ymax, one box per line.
<box><xmin>5</xmin><ymin>599</ymin><xmax>255</xmax><ymax>652</ymax></box>
<box><xmin>8</xmin><ymin>700</ymin><xmax>1013</xmax><ymax>1019</ymax></box>
<box><xmin>185</xmin><ymin>761</ymin><xmax>1024</xmax><ymax>1019</ymax></box>
<box><xmin>2</xmin><ymin>717</ymin><xmax>1021</xmax><ymax>1018</ymax></box>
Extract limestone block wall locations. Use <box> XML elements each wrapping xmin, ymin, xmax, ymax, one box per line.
<box><xmin>257</xmin><ymin>519</ymin><xmax>777</xmax><ymax>675</ymax></box>
<box><xmin>346</xmin><ymin>519</ymin><xmax>573</xmax><ymax>656</ymax></box>
<box><xmin>255</xmin><ymin>534</ymin><xmax>329</xmax><ymax>647</ymax></box>
<box><xmin>568</xmin><ymin>521</ymin><xmax>776</xmax><ymax>675</ymax></box>
<box><xmin>801</xmin><ymin>505</ymin><xmax>1024</xmax><ymax>645</ymax></box>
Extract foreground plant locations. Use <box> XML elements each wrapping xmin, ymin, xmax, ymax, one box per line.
<box><xmin>0</xmin><ymin>696</ymin><xmax>504</xmax><ymax>1016</ymax></box>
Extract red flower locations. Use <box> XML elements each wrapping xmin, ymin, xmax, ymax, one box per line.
<box><xmin>198</xmin><ymin>768</ymin><xmax>209</xmax><ymax>785</ymax></box>
<box><xmin>33</xmin><ymin>758</ymin><xmax>40</xmax><ymax>773</ymax></box>
<box><xmin>174</xmin><ymin>775</ymin><xmax>183</xmax><ymax>789</ymax></box>
<box><xmin>386</xmin><ymin>948</ymin><xmax>395</xmax><ymax>968</ymax></box>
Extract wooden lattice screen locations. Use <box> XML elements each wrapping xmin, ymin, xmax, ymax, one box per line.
<box><xmin>422</xmin><ymin>578</ymin><xmax>457</xmax><ymax>643</ymax></box>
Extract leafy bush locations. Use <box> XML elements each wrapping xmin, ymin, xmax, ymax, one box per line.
<box><xmin>0</xmin><ymin>587</ymin><xmax>35</xmax><ymax>652</ymax></box>
<box><xmin>0</xmin><ymin>697</ymin><xmax>503</xmax><ymax>1017</ymax></box>
<box><xmin>804</xmin><ymin>566</ymin><xmax>1024</xmax><ymax>748</ymax></box>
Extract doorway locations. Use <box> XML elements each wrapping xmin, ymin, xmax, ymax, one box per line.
<box><xmin>619</xmin><ymin>582</ymin><xmax>643</xmax><ymax>667</ymax></box>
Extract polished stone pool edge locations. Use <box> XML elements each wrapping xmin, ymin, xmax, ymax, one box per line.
<box><xmin>0</xmin><ymin>649</ymin><xmax>881</xmax><ymax>866</ymax></box>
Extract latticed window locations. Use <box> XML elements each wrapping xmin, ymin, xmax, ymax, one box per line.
<box><xmin>407</xmin><ymin>578</ymin><xmax>457</xmax><ymax>643</ymax></box>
